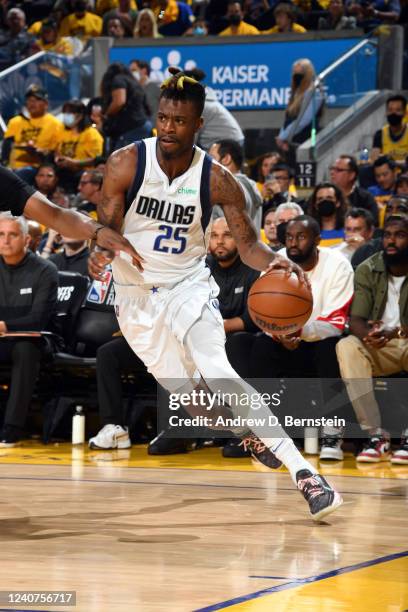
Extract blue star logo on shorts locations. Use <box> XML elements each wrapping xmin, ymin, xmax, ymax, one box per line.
<box><xmin>150</xmin><ymin>286</ymin><xmax>159</xmax><ymax>294</ymax></box>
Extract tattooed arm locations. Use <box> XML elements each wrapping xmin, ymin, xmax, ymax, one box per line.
<box><xmin>210</xmin><ymin>163</ymin><xmax>303</xmax><ymax>278</ymax></box>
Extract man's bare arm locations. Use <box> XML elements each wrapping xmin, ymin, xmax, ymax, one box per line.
<box><xmin>98</xmin><ymin>145</ymin><xmax>136</xmax><ymax>231</ymax></box>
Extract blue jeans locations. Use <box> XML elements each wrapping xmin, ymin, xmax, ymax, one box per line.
<box><xmin>111</xmin><ymin>121</ymin><xmax>153</xmax><ymax>152</ymax></box>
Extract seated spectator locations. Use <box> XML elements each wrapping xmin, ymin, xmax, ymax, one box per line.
<box><xmin>0</xmin><ymin>215</ymin><xmax>58</xmax><ymax>447</ymax></box>
<box><xmin>209</xmin><ymin>139</ymin><xmax>262</xmax><ymax>233</ymax></box>
<box><xmin>101</xmin><ymin>62</ymin><xmax>152</xmax><ymax>153</ymax></box>
<box><xmin>255</xmin><ymin>151</ymin><xmax>283</xmax><ymax>195</ymax></box>
<box><xmin>133</xmin><ymin>8</ymin><xmax>162</xmax><ymax>38</ymax></box>
<box><xmin>329</xmin><ymin>154</ymin><xmax>379</xmax><ymax>225</ymax></box>
<box><xmin>35</xmin><ymin>18</ymin><xmax>74</xmax><ymax>55</ymax></box>
<box><xmin>219</xmin><ymin>1</ymin><xmax>260</xmax><ymax>35</ymax></box>
<box><xmin>260</xmin><ymin>163</ymin><xmax>304</xmax><ymax>212</ymax></box>
<box><xmin>335</xmin><ymin>208</ymin><xmax>375</xmax><ymax>261</ymax></box>
<box><xmin>27</xmin><ymin>221</ymin><xmax>43</xmax><ymax>254</ymax></box>
<box><xmin>183</xmin><ymin>68</ymin><xmax>244</xmax><ymax>151</ymax></box>
<box><xmin>368</xmin><ymin>156</ymin><xmax>398</xmax><ymax>225</ymax></box>
<box><xmin>152</xmin><ymin>0</ymin><xmax>195</xmax><ymax>36</ymax></box>
<box><xmin>77</xmin><ymin>169</ymin><xmax>103</xmax><ymax>218</ymax></box>
<box><xmin>49</xmin><ymin>235</ymin><xmax>90</xmax><ymax>276</ymax></box>
<box><xmin>105</xmin><ymin>15</ymin><xmax>133</xmax><ymax>37</ymax></box>
<box><xmin>276</xmin><ymin>59</ymin><xmax>324</xmax><ymax>155</ymax></box>
<box><xmin>0</xmin><ymin>8</ymin><xmax>36</xmax><ymax>70</ymax></box>
<box><xmin>318</xmin><ymin>0</ymin><xmax>357</xmax><ymax>29</ymax></box>
<box><xmin>54</xmin><ymin>99</ymin><xmax>104</xmax><ymax>191</ymax></box>
<box><xmin>130</xmin><ymin>59</ymin><xmax>161</xmax><ymax>121</ymax></box>
<box><xmin>396</xmin><ymin>173</ymin><xmax>408</xmax><ymax>197</ymax></box>
<box><xmin>372</xmin><ymin>95</ymin><xmax>408</xmax><ymax>166</ymax></box>
<box><xmin>102</xmin><ymin>0</ymin><xmax>138</xmax><ymax>33</ymax></box>
<box><xmin>59</xmin><ymin>0</ymin><xmax>103</xmax><ymax>42</ymax></box>
<box><xmin>347</xmin><ymin>0</ymin><xmax>400</xmax><ymax>31</ymax></box>
<box><xmin>96</xmin><ymin>0</ymin><xmax>137</xmax><ymax>14</ymax></box>
<box><xmin>264</xmin><ymin>201</ymin><xmax>304</xmax><ymax>247</ymax></box>
<box><xmin>307</xmin><ymin>182</ymin><xmax>347</xmax><ymax>247</ymax></box>
<box><xmin>2</xmin><ymin>85</ymin><xmax>62</xmax><ymax>183</ymax></box>
<box><xmin>263</xmin><ymin>208</ymin><xmax>281</xmax><ymax>250</ymax></box>
<box><xmin>34</xmin><ymin>164</ymin><xmax>59</xmax><ymax>200</ymax></box>
<box><xmin>334</xmin><ymin>215</ymin><xmax>408</xmax><ymax>464</ymax></box>
<box><xmin>263</xmin><ymin>3</ymin><xmax>307</xmax><ymax>33</ymax></box>
<box><xmin>351</xmin><ymin>196</ymin><xmax>408</xmax><ymax>268</ymax></box>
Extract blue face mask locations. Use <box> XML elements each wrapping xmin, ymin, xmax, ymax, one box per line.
<box><xmin>63</xmin><ymin>113</ymin><xmax>76</xmax><ymax>128</ymax></box>
<box><xmin>193</xmin><ymin>26</ymin><xmax>205</xmax><ymax>36</ymax></box>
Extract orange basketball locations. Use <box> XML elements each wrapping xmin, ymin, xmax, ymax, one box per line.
<box><xmin>248</xmin><ymin>269</ymin><xmax>313</xmax><ymax>336</ymax></box>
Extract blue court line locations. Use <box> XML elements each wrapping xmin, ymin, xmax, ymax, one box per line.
<box><xmin>0</xmin><ymin>475</ymin><xmax>406</xmax><ymax>498</ymax></box>
<box><xmin>195</xmin><ymin>550</ymin><xmax>408</xmax><ymax>612</ymax></box>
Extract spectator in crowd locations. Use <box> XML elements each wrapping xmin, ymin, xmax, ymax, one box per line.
<box><xmin>255</xmin><ymin>151</ymin><xmax>283</xmax><ymax>195</ymax></box>
<box><xmin>219</xmin><ymin>1</ymin><xmax>260</xmax><ymax>35</ymax></box>
<box><xmin>347</xmin><ymin>0</ymin><xmax>400</xmax><ymax>31</ymax></box>
<box><xmin>133</xmin><ymin>8</ymin><xmax>162</xmax><ymax>38</ymax></box>
<box><xmin>59</xmin><ymin>0</ymin><xmax>103</xmax><ymax>42</ymax></box>
<box><xmin>102</xmin><ymin>0</ymin><xmax>138</xmax><ymax>33</ymax></box>
<box><xmin>318</xmin><ymin>0</ymin><xmax>357</xmax><ymax>29</ymax></box>
<box><xmin>151</xmin><ymin>0</ymin><xmax>195</xmax><ymax>36</ymax></box>
<box><xmin>368</xmin><ymin>156</ymin><xmax>398</xmax><ymax>223</ymax></box>
<box><xmin>307</xmin><ymin>181</ymin><xmax>347</xmax><ymax>247</ymax></box>
<box><xmin>351</xmin><ymin>196</ymin><xmax>408</xmax><ymax>268</ymax></box>
<box><xmin>76</xmin><ymin>169</ymin><xmax>104</xmax><ymax>218</ymax></box>
<box><xmin>265</xmin><ymin>201</ymin><xmax>305</xmax><ymax>248</ymax></box>
<box><xmin>263</xmin><ymin>208</ymin><xmax>281</xmax><ymax>250</ymax></box>
<box><xmin>87</xmin><ymin>97</ymin><xmax>104</xmax><ymax>134</ymax></box>
<box><xmin>183</xmin><ymin>68</ymin><xmax>244</xmax><ymax>150</ymax></box>
<box><xmin>49</xmin><ymin>235</ymin><xmax>90</xmax><ymax>276</ymax></box>
<box><xmin>34</xmin><ymin>164</ymin><xmax>59</xmax><ymax>200</ymax></box>
<box><xmin>329</xmin><ymin>154</ymin><xmax>379</xmax><ymax>225</ymax></box>
<box><xmin>263</xmin><ymin>3</ymin><xmax>307</xmax><ymax>33</ymax></box>
<box><xmin>396</xmin><ymin>173</ymin><xmax>408</xmax><ymax>197</ymax></box>
<box><xmin>27</xmin><ymin>221</ymin><xmax>43</xmax><ymax>254</ymax></box>
<box><xmin>333</xmin><ymin>215</ymin><xmax>408</xmax><ymax>464</ymax></box>
<box><xmin>105</xmin><ymin>15</ymin><xmax>133</xmax><ymax>37</ymax></box>
<box><xmin>0</xmin><ymin>8</ymin><xmax>36</xmax><ymax>70</ymax></box>
<box><xmin>54</xmin><ymin>99</ymin><xmax>104</xmax><ymax>191</ymax></box>
<box><xmin>35</xmin><ymin>18</ymin><xmax>74</xmax><ymax>55</ymax></box>
<box><xmin>96</xmin><ymin>0</ymin><xmax>137</xmax><ymax>14</ymax></box>
<box><xmin>276</xmin><ymin>59</ymin><xmax>324</xmax><ymax>155</ymax></box>
<box><xmin>335</xmin><ymin>208</ymin><xmax>375</xmax><ymax>261</ymax></box>
<box><xmin>100</xmin><ymin>62</ymin><xmax>152</xmax><ymax>152</ymax></box>
<box><xmin>209</xmin><ymin>139</ymin><xmax>263</xmax><ymax>233</ymax></box>
<box><xmin>0</xmin><ymin>215</ymin><xmax>58</xmax><ymax>447</ymax></box>
<box><xmin>372</xmin><ymin>95</ymin><xmax>408</xmax><ymax>166</ymax></box>
<box><xmin>261</xmin><ymin>163</ymin><xmax>304</xmax><ymax>211</ymax></box>
<box><xmin>2</xmin><ymin>85</ymin><xmax>62</xmax><ymax>183</ymax></box>
<box><xmin>129</xmin><ymin>59</ymin><xmax>161</xmax><ymax>121</ymax></box>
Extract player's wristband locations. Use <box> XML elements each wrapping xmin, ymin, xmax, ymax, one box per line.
<box><xmin>91</xmin><ymin>224</ymin><xmax>105</xmax><ymax>242</ymax></box>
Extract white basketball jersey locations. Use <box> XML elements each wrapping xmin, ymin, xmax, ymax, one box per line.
<box><xmin>112</xmin><ymin>137</ymin><xmax>213</xmax><ymax>286</ymax></box>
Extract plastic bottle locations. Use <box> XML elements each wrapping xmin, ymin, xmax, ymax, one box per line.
<box><xmin>359</xmin><ymin>148</ymin><xmax>369</xmax><ymax>164</ymax></box>
<box><xmin>72</xmin><ymin>405</ymin><xmax>85</xmax><ymax>444</ymax></box>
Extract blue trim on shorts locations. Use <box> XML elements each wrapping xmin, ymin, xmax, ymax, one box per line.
<box><xmin>200</xmin><ymin>153</ymin><xmax>212</xmax><ymax>233</ymax></box>
<box><xmin>125</xmin><ymin>140</ymin><xmax>146</xmax><ymax>214</ymax></box>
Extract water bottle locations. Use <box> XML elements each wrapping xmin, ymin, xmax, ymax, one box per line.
<box><xmin>72</xmin><ymin>405</ymin><xmax>85</xmax><ymax>444</ymax></box>
<box><xmin>359</xmin><ymin>148</ymin><xmax>369</xmax><ymax>164</ymax></box>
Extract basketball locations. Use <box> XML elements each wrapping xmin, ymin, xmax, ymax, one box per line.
<box><xmin>247</xmin><ymin>269</ymin><xmax>313</xmax><ymax>335</ymax></box>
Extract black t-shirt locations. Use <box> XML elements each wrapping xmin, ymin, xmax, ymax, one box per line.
<box><xmin>348</xmin><ymin>185</ymin><xmax>379</xmax><ymax>226</ymax></box>
<box><xmin>103</xmin><ymin>74</ymin><xmax>148</xmax><ymax>137</ymax></box>
<box><xmin>0</xmin><ymin>165</ymin><xmax>35</xmax><ymax>215</ymax></box>
<box><xmin>49</xmin><ymin>247</ymin><xmax>90</xmax><ymax>277</ymax></box>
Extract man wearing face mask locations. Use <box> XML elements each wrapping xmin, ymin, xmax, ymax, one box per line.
<box><xmin>219</xmin><ymin>1</ymin><xmax>260</xmax><ymax>35</ymax></box>
<box><xmin>129</xmin><ymin>59</ymin><xmax>161</xmax><ymax>122</ymax></box>
<box><xmin>372</xmin><ymin>95</ymin><xmax>408</xmax><ymax>167</ymax></box>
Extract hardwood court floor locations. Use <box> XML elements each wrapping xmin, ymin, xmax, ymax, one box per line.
<box><xmin>0</xmin><ymin>443</ymin><xmax>406</xmax><ymax>612</ymax></box>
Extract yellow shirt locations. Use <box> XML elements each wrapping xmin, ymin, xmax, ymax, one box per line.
<box><xmin>28</xmin><ymin>21</ymin><xmax>42</xmax><ymax>35</ymax></box>
<box><xmin>263</xmin><ymin>23</ymin><xmax>307</xmax><ymax>34</ymax></box>
<box><xmin>59</xmin><ymin>12</ymin><xmax>103</xmax><ymax>40</ymax></box>
<box><xmin>5</xmin><ymin>113</ymin><xmax>63</xmax><ymax>169</ymax></box>
<box><xmin>293</xmin><ymin>0</ymin><xmax>330</xmax><ymax>10</ymax></box>
<box><xmin>56</xmin><ymin>126</ymin><xmax>104</xmax><ymax>164</ymax></box>
<box><xmin>152</xmin><ymin>0</ymin><xmax>179</xmax><ymax>24</ymax></box>
<box><xmin>219</xmin><ymin>21</ymin><xmax>260</xmax><ymax>36</ymax></box>
<box><xmin>36</xmin><ymin>36</ymin><xmax>74</xmax><ymax>55</ymax></box>
<box><xmin>381</xmin><ymin>124</ymin><xmax>408</xmax><ymax>162</ymax></box>
<box><xmin>96</xmin><ymin>0</ymin><xmax>137</xmax><ymax>13</ymax></box>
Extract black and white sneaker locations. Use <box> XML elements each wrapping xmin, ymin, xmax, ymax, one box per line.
<box><xmin>296</xmin><ymin>469</ymin><xmax>343</xmax><ymax>521</ymax></box>
<box><xmin>239</xmin><ymin>434</ymin><xmax>282</xmax><ymax>469</ymax></box>
<box><xmin>319</xmin><ymin>435</ymin><xmax>344</xmax><ymax>461</ymax></box>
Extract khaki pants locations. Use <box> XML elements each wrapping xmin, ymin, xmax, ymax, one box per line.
<box><xmin>336</xmin><ymin>336</ymin><xmax>408</xmax><ymax>431</ymax></box>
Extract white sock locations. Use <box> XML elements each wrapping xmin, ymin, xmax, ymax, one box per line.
<box><xmin>263</xmin><ymin>438</ymin><xmax>317</xmax><ymax>484</ymax></box>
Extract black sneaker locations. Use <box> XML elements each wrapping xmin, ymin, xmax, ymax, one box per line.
<box><xmin>0</xmin><ymin>425</ymin><xmax>23</xmax><ymax>448</ymax></box>
<box><xmin>239</xmin><ymin>434</ymin><xmax>282</xmax><ymax>469</ymax></box>
<box><xmin>147</xmin><ymin>430</ymin><xmax>190</xmax><ymax>455</ymax></box>
<box><xmin>222</xmin><ymin>438</ymin><xmax>251</xmax><ymax>458</ymax></box>
<box><xmin>319</xmin><ymin>435</ymin><xmax>344</xmax><ymax>461</ymax></box>
<box><xmin>296</xmin><ymin>469</ymin><xmax>343</xmax><ymax>521</ymax></box>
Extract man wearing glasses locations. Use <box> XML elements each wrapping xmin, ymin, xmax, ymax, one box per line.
<box><xmin>77</xmin><ymin>170</ymin><xmax>103</xmax><ymax>219</ymax></box>
<box><xmin>329</xmin><ymin>155</ymin><xmax>379</xmax><ymax>226</ymax></box>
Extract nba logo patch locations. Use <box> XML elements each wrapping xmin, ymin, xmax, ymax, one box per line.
<box><xmin>88</xmin><ymin>271</ymin><xmax>112</xmax><ymax>304</ymax></box>
<box><xmin>115</xmin><ymin>304</ymin><xmax>120</xmax><ymax>318</ymax></box>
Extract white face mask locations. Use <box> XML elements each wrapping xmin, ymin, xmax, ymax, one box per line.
<box><xmin>63</xmin><ymin>113</ymin><xmax>76</xmax><ymax>128</ymax></box>
<box><xmin>132</xmin><ymin>70</ymin><xmax>140</xmax><ymax>81</ymax></box>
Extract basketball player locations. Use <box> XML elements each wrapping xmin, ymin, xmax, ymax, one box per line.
<box><xmin>89</xmin><ymin>69</ymin><xmax>343</xmax><ymax>521</ymax></box>
<box><xmin>0</xmin><ymin>164</ymin><xmax>142</xmax><ymax>261</ymax></box>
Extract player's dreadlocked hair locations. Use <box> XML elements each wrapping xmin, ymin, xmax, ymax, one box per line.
<box><xmin>160</xmin><ymin>67</ymin><xmax>205</xmax><ymax>117</ymax></box>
